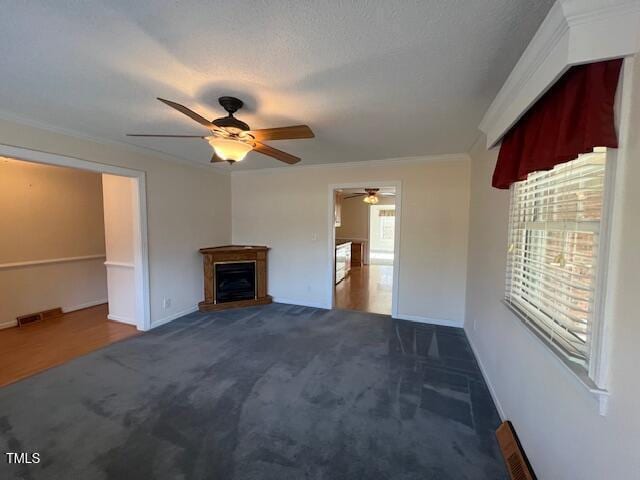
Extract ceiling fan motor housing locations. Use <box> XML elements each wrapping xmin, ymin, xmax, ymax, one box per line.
<box><xmin>218</xmin><ymin>96</ymin><xmax>243</xmax><ymax>114</ymax></box>
<box><xmin>214</xmin><ymin>96</ymin><xmax>250</xmax><ymax>132</ymax></box>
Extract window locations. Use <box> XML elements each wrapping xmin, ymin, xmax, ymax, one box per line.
<box><xmin>379</xmin><ymin>208</ymin><xmax>395</xmax><ymax>240</ymax></box>
<box><xmin>505</xmin><ymin>148</ymin><xmax>609</xmax><ymax>375</ymax></box>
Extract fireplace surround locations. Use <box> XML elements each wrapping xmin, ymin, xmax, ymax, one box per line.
<box><xmin>199</xmin><ymin>245</ymin><xmax>272</xmax><ymax>311</ymax></box>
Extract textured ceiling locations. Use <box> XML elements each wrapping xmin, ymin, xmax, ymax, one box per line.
<box><xmin>0</xmin><ymin>0</ymin><xmax>553</xmax><ymax>170</ymax></box>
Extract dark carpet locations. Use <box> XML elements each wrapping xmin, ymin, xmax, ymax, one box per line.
<box><xmin>0</xmin><ymin>303</ymin><xmax>506</xmax><ymax>479</ymax></box>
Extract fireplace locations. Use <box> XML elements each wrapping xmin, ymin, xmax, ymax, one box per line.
<box><xmin>199</xmin><ymin>245</ymin><xmax>272</xmax><ymax>311</ymax></box>
<box><xmin>215</xmin><ymin>261</ymin><xmax>256</xmax><ymax>303</ymax></box>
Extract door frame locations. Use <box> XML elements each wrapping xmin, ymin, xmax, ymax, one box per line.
<box><xmin>327</xmin><ymin>181</ymin><xmax>402</xmax><ymax>317</ymax></box>
<box><xmin>0</xmin><ymin>144</ymin><xmax>151</xmax><ymax>331</ymax></box>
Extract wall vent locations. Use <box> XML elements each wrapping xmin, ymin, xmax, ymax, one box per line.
<box><xmin>17</xmin><ymin>307</ymin><xmax>63</xmax><ymax>327</ymax></box>
<box><xmin>496</xmin><ymin>421</ymin><xmax>536</xmax><ymax>480</ymax></box>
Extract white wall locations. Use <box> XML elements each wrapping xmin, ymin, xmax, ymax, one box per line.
<box><xmin>0</xmin><ymin>159</ymin><xmax>107</xmax><ymax>328</ymax></box>
<box><xmin>102</xmin><ymin>174</ymin><xmax>137</xmax><ymax>326</ymax></box>
<box><xmin>232</xmin><ymin>156</ymin><xmax>471</xmax><ymax>326</ymax></box>
<box><xmin>464</xmin><ymin>57</ymin><xmax>640</xmax><ymax>480</ymax></box>
<box><xmin>0</xmin><ymin>118</ymin><xmax>231</xmax><ymax>328</ymax></box>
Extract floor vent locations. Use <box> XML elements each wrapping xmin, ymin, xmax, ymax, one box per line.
<box><xmin>496</xmin><ymin>421</ymin><xmax>536</xmax><ymax>480</ymax></box>
<box><xmin>17</xmin><ymin>307</ymin><xmax>63</xmax><ymax>327</ymax></box>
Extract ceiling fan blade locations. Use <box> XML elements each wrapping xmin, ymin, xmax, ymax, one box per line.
<box><xmin>211</xmin><ymin>152</ymin><xmax>226</xmax><ymax>163</ymax></box>
<box><xmin>248</xmin><ymin>125</ymin><xmax>314</xmax><ymax>141</ymax></box>
<box><xmin>127</xmin><ymin>134</ymin><xmax>206</xmax><ymax>138</ymax></box>
<box><xmin>253</xmin><ymin>142</ymin><xmax>300</xmax><ymax>164</ymax></box>
<box><xmin>344</xmin><ymin>193</ymin><xmax>366</xmax><ymax>199</ymax></box>
<box><xmin>157</xmin><ymin>97</ymin><xmax>221</xmax><ymax>131</ymax></box>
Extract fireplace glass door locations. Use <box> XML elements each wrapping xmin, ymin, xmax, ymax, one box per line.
<box><xmin>215</xmin><ymin>261</ymin><xmax>256</xmax><ymax>303</ymax></box>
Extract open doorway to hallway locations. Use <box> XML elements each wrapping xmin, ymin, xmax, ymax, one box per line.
<box><xmin>332</xmin><ymin>186</ymin><xmax>397</xmax><ymax>315</ymax></box>
<box><xmin>0</xmin><ymin>155</ymin><xmax>147</xmax><ymax>387</ymax></box>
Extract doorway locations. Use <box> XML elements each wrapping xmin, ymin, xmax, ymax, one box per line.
<box><xmin>0</xmin><ymin>144</ymin><xmax>150</xmax><ymax>331</ymax></box>
<box><xmin>329</xmin><ymin>182</ymin><xmax>400</xmax><ymax>316</ymax></box>
<box><xmin>0</xmin><ymin>148</ymin><xmax>150</xmax><ymax>385</ymax></box>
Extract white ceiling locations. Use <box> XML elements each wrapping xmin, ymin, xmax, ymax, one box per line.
<box><xmin>0</xmin><ymin>0</ymin><xmax>553</xmax><ymax>170</ymax></box>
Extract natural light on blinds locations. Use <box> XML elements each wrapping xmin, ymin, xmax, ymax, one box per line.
<box><xmin>505</xmin><ymin>148</ymin><xmax>607</xmax><ymax>369</ymax></box>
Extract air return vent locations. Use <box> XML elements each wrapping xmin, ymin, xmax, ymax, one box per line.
<box><xmin>496</xmin><ymin>421</ymin><xmax>536</xmax><ymax>480</ymax></box>
<box><xmin>16</xmin><ymin>307</ymin><xmax>63</xmax><ymax>327</ymax></box>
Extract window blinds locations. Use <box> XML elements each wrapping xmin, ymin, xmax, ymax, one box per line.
<box><xmin>505</xmin><ymin>149</ymin><xmax>607</xmax><ymax>368</ymax></box>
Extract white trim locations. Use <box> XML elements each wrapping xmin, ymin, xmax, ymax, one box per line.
<box><xmin>465</xmin><ymin>330</ymin><xmax>506</xmax><ymax>420</ymax></box>
<box><xmin>273</xmin><ymin>298</ymin><xmax>330</xmax><ymax>310</ymax></box>
<box><xmin>592</xmin><ymin>56</ymin><xmax>636</xmax><ymax>390</ymax></box>
<box><xmin>393</xmin><ymin>313</ymin><xmax>463</xmax><ymax>329</ymax></box>
<box><xmin>0</xmin><ymin>254</ymin><xmax>105</xmax><ymax>270</ymax></box>
<box><xmin>328</xmin><ymin>181</ymin><xmax>402</xmax><ymax>318</ymax></box>
<box><xmin>479</xmin><ymin>0</ymin><xmax>640</xmax><ymax>147</ymax></box>
<box><xmin>0</xmin><ymin>143</ymin><xmax>145</xmax><ymax>177</ymax></box>
<box><xmin>0</xmin><ymin>320</ymin><xmax>17</xmax><ymax>330</ymax></box>
<box><xmin>0</xmin><ymin>143</ymin><xmax>152</xmax><ymax>332</ymax></box>
<box><xmin>103</xmin><ymin>261</ymin><xmax>135</xmax><ymax>269</ymax></box>
<box><xmin>63</xmin><ymin>298</ymin><xmax>108</xmax><ymax>313</ymax></box>
<box><xmin>0</xmin><ymin>108</ymin><xmax>229</xmax><ymax>175</ymax></box>
<box><xmin>108</xmin><ymin>314</ymin><xmax>136</xmax><ymax>325</ymax></box>
<box><xmin>151</xmin><ymin>305</ymin><xmax>199</xmax><ymax>329</ymax></box>
<box><xmin>232</xmin><ymin>153</ymin><xmax>469</xmax><ymax>175</ymax></box>
<box><xmin>587</xmin><ymin>147</ymin><xmax>617</xmax><ymax>383</ymax></box>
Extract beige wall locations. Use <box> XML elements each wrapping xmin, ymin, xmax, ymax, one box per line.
<box><xmin>0</xmin><ymin>158</ymin><xmax>106</xmax><ymax>262</ymax></box>
<box><xmin>232</xmin><ymin>156</ymin><xmax>470</xmax><ymax>326</ymax></box>
<box><xmin>336</xmin><ymin>196</ymin><xmax>369</xmax><ymax>240</ymax></box>
<box><xmin>0</xmin><ymin>118</ymin><xmax>231</xmax><ymax>328</ymax></box>
<box><xmin>0</xmin><ymin>159</ymin><xmax>107</xmax><ymax>327</ymax></box>
<box><xmin>463</xmin><ymin>57</ymin><xmax>640</xmax><ymax>479</ymax></box>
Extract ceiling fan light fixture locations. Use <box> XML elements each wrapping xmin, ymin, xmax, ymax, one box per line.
<box><xmin>363</xmin><ymin>195</ymin><xmax>379</xmax><ymax>205</ymax></box>
<box><xmin>206</xmin><ymin>136</ymin><xmax>253</xmax><ymax>162</ymax></box>
<box><xmin>134</xmin><ymin>97</ymin><xmax>311</xmax><ymax>165</ymax></box>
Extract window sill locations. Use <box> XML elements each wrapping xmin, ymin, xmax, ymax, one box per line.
<box><xmin>501</xmin><ymin>300</ymin><xmax>610</xmax><ymax>416</ymax></box>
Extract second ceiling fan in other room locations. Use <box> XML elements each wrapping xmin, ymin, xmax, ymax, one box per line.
<box><xmin>344</xmin><ymin>188</ymin><xmax>395</xmax><ymax>204</ymax></box>
<box><xmin>127</xmin><ymin>96</ymin><xmax>314</xmax><ymax>165</ymax></box>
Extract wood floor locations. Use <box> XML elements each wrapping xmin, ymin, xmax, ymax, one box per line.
<box><xmin>0</xmin><ymin>304</ymin><xmax>138</xmax><ymax>387</ymax></box>
<box><xmin>335</xmin><ymin>264</ymin><xmax>393</xmax><ymax>315</ymax></box>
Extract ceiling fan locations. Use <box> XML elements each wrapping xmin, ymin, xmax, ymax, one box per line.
<box><xmin>344</xmin><ymin>188</ymin><xmax>395</xmax><ymax>204</ymax></box>
<box><xmin>127</xmin><ymin>96</ymin><xmax>314</xmax><ymax>165</ymax></box>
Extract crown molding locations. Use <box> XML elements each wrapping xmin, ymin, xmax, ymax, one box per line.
<box><xmin>0</xmin><ymin>108</ymin><xmax>230</xmax><ymax>176</ymax></box>
<box><xmin>479</xmin><ymin>0</ymin><xmax>640</xmax><ymax>148</ymax></box>
<box><xmin>230</xmin><ymin>153</ymin><xmax>470</xmax><ymax>175</ymax></box>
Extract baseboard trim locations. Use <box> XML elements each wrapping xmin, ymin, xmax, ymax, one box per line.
<box><xmin>0</xmin><ymin>320</ymin><xmax>17</xmax><ymax>330</ymax></box>
<box><xmin>393</xmin><ymin>313</ymin><xmax>463</xmax><ymax>329</ymax></box>
<box><xmin>465</xmin><ymin>329</ymin><xmax>506</xmax><ymax>420</ymax></box>
<box><xmin>107</xmin><ymin>313</ymin><xmax>136</xmax><ymax>325</ymax></box>
<box><xmin>151</xmin><ymin>306</ymin><xmax>199</xmax><ymax>329</ymax></box>
<box><xmin>272</xmin><ymin>298</ymin><xmax>330</xmax><ymax>310</ymax></box>
<box><xmin>63</xmin><ymin>298</ymin><xmax>108</xmax><ymax>313</ymax></box>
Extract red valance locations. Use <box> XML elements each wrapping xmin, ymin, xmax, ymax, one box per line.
<box><xmin>492</xmin><ymin>59</ymin><xmax>622</xmax><ymax>189</ymax></box>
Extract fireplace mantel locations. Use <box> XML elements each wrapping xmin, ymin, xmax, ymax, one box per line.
<box><xmin>198</xmin><ymin>245</ymin><xmax>272</xmax><ymax>312</ymax></box>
